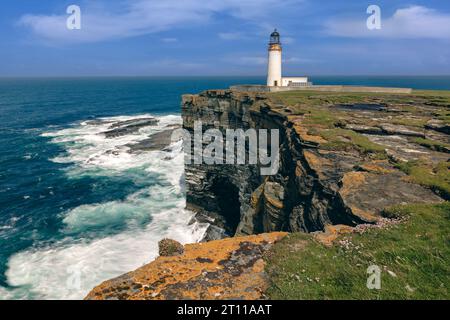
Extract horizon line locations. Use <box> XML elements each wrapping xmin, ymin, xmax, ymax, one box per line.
<box><xmin>1</xmin><ymin>75</ymin><xmax>450</xmax><ymax>79</ymax></box>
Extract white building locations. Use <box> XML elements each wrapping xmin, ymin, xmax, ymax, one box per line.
<box><xmin>267</xmin><ymin>30</ymin><xmax>310</xmax><ymax>87</ymax></box>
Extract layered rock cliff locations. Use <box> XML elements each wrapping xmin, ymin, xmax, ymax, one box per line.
<box><xmin>87</xmin><ymin>88</ymin><xmax>449</xmax><ymax>300</ymax></box>
<box><xmin>182</xmin><ymin>90</ymin><xmax>445</xmax><ymax>240</ymax></box>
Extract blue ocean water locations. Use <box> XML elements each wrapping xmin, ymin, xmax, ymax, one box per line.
<box><xmin>0</xmin><ymin>76</ymin><xmax>449</xmax><ymax>300</ymax></box>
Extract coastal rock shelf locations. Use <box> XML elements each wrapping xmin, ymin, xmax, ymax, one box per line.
<box><xmin>182</xmin><ymin>89</ymin><xmax>446</xmax><ymax>238</ymax></box>
<box><xmin>85</xmin><ymin>233</ymin><xmax>287</xmax><ymax>300</ymax></box>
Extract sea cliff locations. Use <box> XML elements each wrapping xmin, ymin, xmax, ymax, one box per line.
<box><xmin>87</xmin><ymin>88</ymin><xmax>449</xmax><ymax>300</ymax></box>
<box><xmin>182</xmin><ymin>89</ymin><xmax>445</xmax><ymax>238</ymax></box>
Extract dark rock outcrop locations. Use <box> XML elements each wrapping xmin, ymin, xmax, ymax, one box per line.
<box><xmin>103</xmin><ymin>117</ymin><xmax>159</xmax><ymax>138</ymax></box>
<box><xmin>158</xmin><ymin>239</ymin><xmax>184</xmax><ymax>257</ymax></box>
<box><xmin>127</xmin><ymin>126</ymin><xmax>180</xmax><ymax>152</ymax></box>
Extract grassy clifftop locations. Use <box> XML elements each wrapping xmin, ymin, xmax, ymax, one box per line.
<box><xmin>265</xmin><ymin>202</ymin><xmax>449</xmax><ymax>299</ymax></box>
<box><xmin>264</xmin><ymin>90</ymin><xmax>449</xmax><ymax>299</ymax></box>
<box><xmin>269</xmin><ymin>90</ymin><xmax>450</xmax><ymax>199</ymax></box>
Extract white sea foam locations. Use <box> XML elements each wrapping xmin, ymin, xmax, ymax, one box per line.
<box><xmin>62</xmin><ymin>182</ymin><xmax>182</xmax><ymax>233</ymax></box>
<box><xmin>42</xmin><ymin>114</ymin><xmax>182</xmax><ymax>174</ymax></box>
<box><xmin>2</xmin><ymin>114</ymin><xmax>207</xmax><ymax>300</ymax></box>
<box><xmin>6</xmin><ymin>204</ymin><xmax>205</xmax><ymax>300</ymax></box>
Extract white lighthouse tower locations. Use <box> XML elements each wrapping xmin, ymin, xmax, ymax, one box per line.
<box><xmin>266</xmin><ymin>29</ymin><xmax>309</xmax><ymax>88</ymax></box>
<box><xmin>267</xmin><ymin>29</ymin><xmax>282</xmax><ymax>87</ymax></box>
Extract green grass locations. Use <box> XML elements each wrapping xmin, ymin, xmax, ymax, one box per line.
<box><xmin>320</xmin><ymin>128</ymin><xmax>387</xmax><ymax>157</ymax></box>
<box><xmin>396</xmin><ymin>161</ymin><xmax>450</xmax><ymax>200</ymax></box>
<box><xmin>390</xmin><ymin>117</ymin><xmax>429</xmax><ymax>128</ymax></box>
<box><xmin>270</xmin><ymin>91</ymin><xmax>399</xmax><ymax>109</ymax></box>
<box><xmin>270</xmin><ymin>90</ymin><xmax>450</xmax><ymax>114</ymax></box>
<box><xmin>412</xmin><ymin>89</ymin><xmax>450</xmax><ymax>99</ymax></box>
<box><xmin>270</xmin><ymin>93</ymin><xmax>391</xmax><ymax>157</ymax></box>
<box><xmin>433</xmin><ymin>110</ymin><xmax>450</xmax><ymax>124</ymax></box>
<box><xmin>411</xmin><ymin>137</ymin><xmax>450</xmax><ymax>153</ymax></box>
<box><xmin>297</xmin><ymin>106</ymin><xmax>340</xmax><ymax>128</ymax></box>
<box><xmin>271</xmin><ymin>90</ymin><xmax>450</xmax><ymax>107</ymax></box>
<box><xmin>270</xmin><ymin>89</ymin><xmax>450</xmax><ymax>130</ymax></box>
<box><xmin>265</xmin><ymin>202</ymin><xmax>450</xmax><ymax>300</ymax></box>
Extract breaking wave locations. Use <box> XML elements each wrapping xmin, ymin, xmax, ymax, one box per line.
<box><xmin>2</xmin><ymin>114</ymin><xmax>207</xmax><ymax>300</ymax></box>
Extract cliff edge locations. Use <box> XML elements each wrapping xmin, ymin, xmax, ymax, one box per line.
<box><xmin>86</xmin><ymin>88</ymin><xmax>449</xmax><ymax>300</ymax></box>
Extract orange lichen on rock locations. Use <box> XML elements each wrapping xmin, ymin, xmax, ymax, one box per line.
<box><xmin>314</xmin><ymin>224</ymin><xmax>354</xmax><ymax>247</ymax></box>
<box><xmin>303</xmin><ymin>150</ymin><xmax>332</xmax><ymax>179</ymax></box>
<box><xmin>339</xmin><ymin>171</ymin><xmax>379</xmax><ymax>222</ymax></box>
<box><xmin>290</xmin><ymin>118</ymin><xmax>327</xmax><ymax>145</ymax></box>
<box><xmin>250</xmin><ymin>184</ymin><xmax>265</xmax><ymax>208</ymax></box>
<box><xmin>263</xmin><ymin>184</ymin><xmax>284</xmax><ymax>209</ymax></box>
<box><xmin>85</xmin><ymin>232</ymin><xmax>287</xmax><ymax>300</ymax></box>
<box><xmin>339</xmin><ymin>172</ymin><xmax>367</xmax><ymax>197</ymax></box>
<box><xmin>358</xmin><ymin>161</ymin><xmax>394</xmax><ymax>174</ymax></box>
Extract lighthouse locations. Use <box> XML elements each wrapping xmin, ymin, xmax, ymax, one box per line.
<box><xmin>267</xmin><ymin>29</ymin><xmax>282</xmax><ymax>87</ymax></box>
<box><xmin>266</xmin><ymin>29</ymin><xmax>310</xmax><ymax>88</ymax></box>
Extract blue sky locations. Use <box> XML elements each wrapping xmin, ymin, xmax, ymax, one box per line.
<box><xmin>0</xmin><ymin>0</ymin><xmax>449</xmax><ymax>76</ymax></box>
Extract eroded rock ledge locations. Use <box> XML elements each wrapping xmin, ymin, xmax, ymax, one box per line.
<box><xmin>85</xmin><ymin>232</ymin><xmax>287</xmax><ymax>300</ymax></box>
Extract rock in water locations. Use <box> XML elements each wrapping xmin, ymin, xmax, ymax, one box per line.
<box><xmin>127</xmin><ymin>126</ymin><xmax>181</xmax><ymax>153</ymax></box>
<box><xmin>103</xmin><ymin>117</ymin><xmax>159</xmax><ymax>138</ymax></box>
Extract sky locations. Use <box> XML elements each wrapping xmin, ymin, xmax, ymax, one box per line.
<box><xmin>0</xmin><ymin>0</ymin><xmax>449</xmax><ymax>76</ymax></box>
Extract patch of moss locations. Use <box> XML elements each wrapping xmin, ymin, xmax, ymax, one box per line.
<box><xmin>320</xmin><ymin>128</ymin><xmax>386</xmax><ymax>157</ymax></box>
<box><xmin>396</xmin><ymin>161</ymin><xmax>450</xmax><ymax>200</ymax></box>
<box><xmin>270</xmin><ymin>90</ymin><xmax>450</xmax><ymax>112</ymax></box>
<box><xmin>390</xmin><ymin>118</ymin><xmax>429</xmax><ymax>128</ymax></box>
<box><xmin>270</xmin><ymin>91</ymin><xmax>395</xmax><ymax>109</ymax></box>
<box><xmin>265</xmin><ymin>202</ymin><xmax>450</xmax><ymax>300</ymax></box>
<box><xmin>300</xmin><ymin>107</ymin><xmax>339</xmax><ymax>128</ymax></box>
<box><xmin>433</xmin><ymin>110</ymin><xmax>450</xmax><ymax>124</ymax></box>
<box><xmin>411</xmin><ymin>137</ymin><xmax>450</xmax><ymax>153</ymax></box>
<box><xmin>158</xmin><ymin>239</ymin><xmax>184</xmax><ymax>257</ymax></box>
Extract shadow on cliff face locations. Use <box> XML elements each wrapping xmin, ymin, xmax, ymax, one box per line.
<box><xmin>211</xmin><ymin>177</ymin><xmax>241</xmax><ymax>236</ymax></box>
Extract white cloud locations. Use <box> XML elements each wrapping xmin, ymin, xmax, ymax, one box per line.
<box><xmin>161</xmin><ymin>38</ymin><xmax>178</xmax><ymax>43</ymax></box>
<box><xmin>19</xmin><ymin>0</ymin><xmax>304</xmax><ymax>44</ymax></box>
<box><xmin>284</xmin><ymin>57</ymin><xmax>316</xmax><ymax>64</ymax></box>
<box><xmin>232</xmin><ymin>56</ymin><xmax>267</xmax><ymax>65</ymax></box>
<box><xmin>282</xmin><ymin>36</ymin><xmax>295</xmax><ymax>44</ymax></box>
<box><xmin>325</xmin><ymin>6</ymin><xmax>450</xmax><ymax>39</ymax></box>
<box><xmin>218</xmin><ymin>32</ymin><xmax>245</xmax><ymax>40</ymax></box>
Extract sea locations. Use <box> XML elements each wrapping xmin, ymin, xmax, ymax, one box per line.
<box><xmin>0</xmin><ymin>76</ymin><xmax>449</xmax><ymax>300</ymax></box>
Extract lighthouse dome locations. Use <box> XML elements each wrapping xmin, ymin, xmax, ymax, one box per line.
<box><xmin>269</xmin><ymin>29</ymin><xmax>280</xmax><ymax>44</ymax></box>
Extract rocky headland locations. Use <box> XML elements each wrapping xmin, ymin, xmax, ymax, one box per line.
<box><xmin>87</xmin><ymin>89</ymin><xmax>449</xmax><ymax>300</ymax></box>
